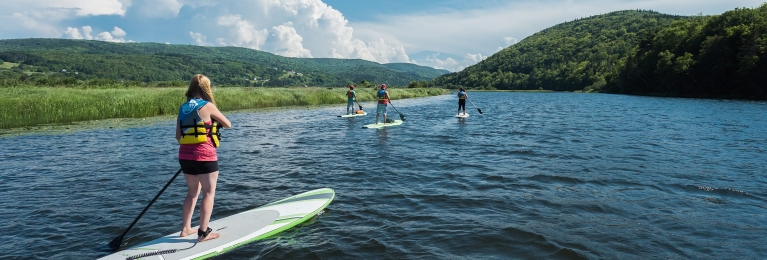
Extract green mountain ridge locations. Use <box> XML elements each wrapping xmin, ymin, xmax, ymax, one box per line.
<box><xmin>433</xmin><ymin>10</ymin><xmax>688</xmax><ymax>91</ymax></box>
<box><xmin>607</xmin><ymin>5</ymin><xmax>767</xmax><ymax>99</ymax></box>
<box><xmin>434</xmin><ymin>5</ymin><xmax>767</xmax><ymax>100</ymax></box>
<box><xmin>0</xmin><ymin>38</ymin><xmax>449</xmax><ymax>87</ymax></box>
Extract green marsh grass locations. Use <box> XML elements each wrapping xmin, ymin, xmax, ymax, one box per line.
<box><xmin>1</xmin><ymin>86</ymin><xmax>448</xmax><ymax>129</ymax></box>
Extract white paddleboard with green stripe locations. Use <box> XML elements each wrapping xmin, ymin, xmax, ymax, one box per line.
<box><xmin>337</xmin><ymin>112</ymin><xmax>367</xmax><ymax>117</ymax></box>
<box><xmin>362</xmin><ymin>120</ymin><xmax>403</xmax><ymax>129</ymax></box>
<box><xmin>100</xmin><ymin>188</ymin><xmax>335</xmax><ymax>260</ymax></box>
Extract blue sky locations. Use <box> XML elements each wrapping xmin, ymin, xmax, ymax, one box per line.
<box><xmin>0</xmin><ymin>0</ymin><xmax>764</xmax><ymax>72</ymax></box>
<box><xmin>323</xmin><ymin>0</ymin><xmax>502</xmax><ymax>22</ymax></box>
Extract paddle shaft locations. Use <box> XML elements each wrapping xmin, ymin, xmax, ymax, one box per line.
<box><xmin>388</xmin><ymin>101</ymin><xmax>400</xmax><ymax>114</ymax></box>
<box><xmin>109</xmin><ymin>168</ymin><xmax>183</xmax><ymax>249</ymax></box>
<box><xmin>468</xmin><ymin>99</ymin><xmax>483</xmax><ymax>114</ymax></box>
<box><xmin>388</xmin><ymin>101</ymin><xmax>406</xmax><ymax>120</ymax></box>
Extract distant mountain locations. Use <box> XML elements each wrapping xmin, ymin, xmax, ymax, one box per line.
<box><xmin>382</xmin><ymin>63</ymin><xmax>450</xmax><ymax>77</ymax></box>
<box><xmin>432</xmin><ymin>10</ymin><xmax>687</xmax><ymax>91</ymax></box>
<box><xmin>0</xmin><ymin>38</ymin><xmax>448</xmax><ymax>87</ymax></box>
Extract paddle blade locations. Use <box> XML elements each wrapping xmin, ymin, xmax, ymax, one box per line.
<box><xmin>399</xmin><ymin>113</ymin><xmax>407</xmax><ymax>121</ymax></box>
<box><xmin>359</xmin><ymin>105</ymin><xmax>363</xmax><ymax>110</ymax></box>
<box><xmin>109</xmin><ymin>236</ymin><xmax>123</xmax><ymax>249</ymax></box>
<box><xmin>477</xmin><ymin>108</ymin><xmax>483</xmax><ymax>114</ymax></box>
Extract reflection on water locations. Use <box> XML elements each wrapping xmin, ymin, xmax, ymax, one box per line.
<box><xmin>375</xmin><ymin>128</ymin><xmax>390</xmax><ymax>144</ymax></box>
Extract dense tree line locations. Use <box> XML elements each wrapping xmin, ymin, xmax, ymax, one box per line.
<box><xmin>605</xmin><ymin>5</ymin><xmax>767</xmax><ymax>99</ymax></box>
<box><xmin>0</xmin><ymin>39</ymin><xmax>448</xmax><ymax>87</ymax></box>
<box><xmin>433</xmin><ymin>10</ymin><xmax>686</xmax><ymax>91</ymax></box>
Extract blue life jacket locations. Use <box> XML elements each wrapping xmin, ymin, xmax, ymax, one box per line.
<box><xmin>377</xmin><ymin>90</ymin><xmax>388</xmax><ymax>104</ymax></box>
<box><xmin>458</xmin><ymin>91</ymin><xmax>466</xmax><ymax>99</ymax></box>
<box><xmin>178</xmin><ymin>98</ymin><xmax>220</xmax><ymax>147</ymax></box>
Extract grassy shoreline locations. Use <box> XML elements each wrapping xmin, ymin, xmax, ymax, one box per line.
<box><xmin>1</xmin><ymin>86</ymin><xmax>449</xmax><ymax>129</ymax></box>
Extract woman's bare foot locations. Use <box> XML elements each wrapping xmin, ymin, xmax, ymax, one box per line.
<box><xmin>179</xmin><ymin>227</ymin><xmax>196</xmax><ymax>237</ymax></box>
<box><xmin>198</xmin><ymin>232</ymin><xmax>220</xmax><ymax>242</ymax></box>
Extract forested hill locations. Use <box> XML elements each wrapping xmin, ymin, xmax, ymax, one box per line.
<box><xmin>0</xmin><ymin>38</ymin><xmax>449</xmax><ymax>87</ymax></box>
<box><xmin>606</xmin><ymin>5</ymin><xmax>767</xmax><ymax>99</ymax></box>
<box><xmin>432</xmin><ymin>10</ymin><xmax>687</xmax><ymax>91</ymax></box>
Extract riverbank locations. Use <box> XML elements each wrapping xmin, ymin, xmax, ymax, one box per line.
<box><xmin>1</xmin><ymin>86</ymin><xmax>449</xmax><ymax>129</ymax></box>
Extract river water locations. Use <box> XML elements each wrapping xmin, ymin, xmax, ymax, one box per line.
<box><xmin>1</xmin><ymin>92</ymin><xmax>765</xmax><ymax>259</ymax></box>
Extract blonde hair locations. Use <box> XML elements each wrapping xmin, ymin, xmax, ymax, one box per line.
<box><xmin>186</xmin><ymin>74</ymin><xmax>215</xmax><ymax>105</ymax></box>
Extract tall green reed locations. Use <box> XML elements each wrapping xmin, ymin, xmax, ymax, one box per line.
<box><xmin>1</xmin><ymin>86</ymin><xmax>448</xmax><ymax>129</ymax></box>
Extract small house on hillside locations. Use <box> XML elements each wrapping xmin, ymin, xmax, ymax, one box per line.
<box><xmin>59</xmin><ymin>69</ymin><xmax>67</xmax><ymax>73</ymax></box>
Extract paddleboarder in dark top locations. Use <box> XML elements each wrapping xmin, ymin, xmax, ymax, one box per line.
<box><xmin>457</xmin><ymin>88</ymin><xmax>468</xmax><ymax>115</ymax></box>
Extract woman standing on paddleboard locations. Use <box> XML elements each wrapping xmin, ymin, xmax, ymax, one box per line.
<box><xmin>457</xmin><ymin>87</ymin><xmax>468</xmax><ymax>115</ymax></box>
<box><xmin>176</xmin><ymin>74</ymin><xmax>232</xmax><ymax>242</ymax></box>
<box><xmin>376</xmin><ymin>84</ymin><xmax>391</xmax><ymax>124</ymax></box>
<box><xmin>346</xmin><ymin>84</ymin><xmax>356</xmax><ymax>115</ymax></box>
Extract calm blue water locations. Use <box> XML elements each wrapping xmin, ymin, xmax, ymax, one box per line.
<box><xmin>1</xmin><ymin>92</ymin><xmax>766</xmax><ymax>259</ymax></box>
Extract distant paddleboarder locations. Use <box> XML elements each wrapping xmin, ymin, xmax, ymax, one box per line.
<box><xmin>457</xmin><ymin>87</ymin><xmax>468</xmax><ymax>116</ymax></box>
<box><xmin>176</xmin><ymin>74</ymin><xmax>232</xmax><ymax>243</ymax></box>
<box><xmin>346</xmin><ymin>85</ymin><xmax>357</xmax><ymax>115</ymax></box>
<box><xmin>376</xmin><ymin>84</ymin><xmax>391</xmax><ymax>124</ymax></box>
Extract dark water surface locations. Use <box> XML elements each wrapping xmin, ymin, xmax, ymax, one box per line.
<box><xmin>1</xmin><ymin>92</ymin><xmax>766</xmax><ymax>259</ymax></box>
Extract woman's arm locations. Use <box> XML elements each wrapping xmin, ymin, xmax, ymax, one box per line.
<box><xmin>201</xmin><ymin>103</ymin><xmax>232</xmax><ymax>129</ymax></box>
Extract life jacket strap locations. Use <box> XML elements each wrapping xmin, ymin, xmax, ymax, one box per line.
<box><xmin>179</xmin><ymin>120</ymin><xmax>220</xmax><ymax>137</ymax></box>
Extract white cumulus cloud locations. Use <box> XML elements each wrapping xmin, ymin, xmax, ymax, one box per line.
<box><xmin>132</xmin><ymin>0</ymin><xmax>183</xmax><ymax>17</ymax></box>
<box><xmin>185</xmin><ymin>0</ymin><xmax>410</xmax><ymax>63</ymax></box>
<box><xmin>189</xmin><ymin>31</ymin><xmax>209</xmax><ymax>46</ymax></box>
<box><xmin>503</xmin><ymin>36</ymin><xmax>518</xmax><ymax>46</ymax></box>
<box><xmin>63</xmin><ymin>27</ymin><xmax>82</xmax><ymax>39</ymax></box>
<box><xmin>426</xmin><ymin>52</ymin><xmax>487</xmax><ymax>72</ymax></box>
<box><xmin>0</xmin><ymin>0</ymin><xmax>131</xmax><ymax>17</ymax></box>
<box><xmin>82</xmin><ymin>26</ymin><xmax>94</xmax><ymax>40</ymax></box>
<box><xmin>497</xmin><ymin>36</ymin><xmax>519</xmax><ymax>51</ymax></box>
<box><xmin>64</xmin><ymin>26</ymin><xmax>130</xmax><ymax>42</ymax></box>
<box><xmin>0</xmin><ymin>0</ymin><xmax>129</xmax><ymax>38</ymax></box>
<box><xmin>264</xmin><ymin>23</ymin><xmax>312</xmax><ymax>58</ymax></box>
<box><xmin>215</xmin><ymin>14</ymin><xmax>268</xmax><ymax>49</ymax></box>
<box><xmin>111</xmin><ymin>26</ymin><xmax>127</xmax><ymax>38</ymax></box>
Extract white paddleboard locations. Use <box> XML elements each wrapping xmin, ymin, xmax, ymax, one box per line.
<box><xmin>338</xmin><ymin>112</ymin><xmax>367</xmax><ymax>118</ymax></box>
<box><xmin>100</xmin><ymin>188</ymin><xmax>335</xmax><ymax>260</ymax></box>
<box><xmin>455</xmin><ymin>113</ymin><xmax>469</xmax><ymax>118</ymax></box>
<box><xmin>362</xmin><ymin>120</ymin><xmax>403</xmax><ymax>129</ymax></box>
